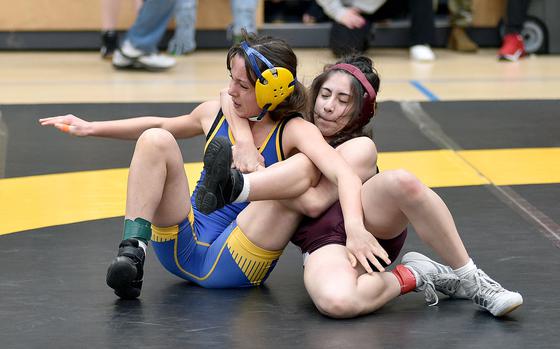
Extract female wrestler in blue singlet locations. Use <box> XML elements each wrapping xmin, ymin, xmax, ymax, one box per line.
<box><xmin>39</xmin><ymin>33</ymin><xmax>382</xmax><ymax>299</ymax></box>
<box><xmin>214</xmin><ymin>55</ymin><xmax>523</xmax><ymax>318</ymax></box>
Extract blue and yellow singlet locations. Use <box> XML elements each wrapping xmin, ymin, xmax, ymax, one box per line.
<box><xmin>150</xmin><ymin>109</ymin><xmax>294</xmax><ymax>288</ymax></box>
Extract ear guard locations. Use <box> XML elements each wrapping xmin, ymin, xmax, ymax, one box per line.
<box><xmin>241</xmin><ymin>42</ymin><xmax>296</xmax><ymax>121</ymax></box>
<box><xmin>329</xmin><ymin>63</ymin><xmax>377</xmax><ymax>124</ymax></box>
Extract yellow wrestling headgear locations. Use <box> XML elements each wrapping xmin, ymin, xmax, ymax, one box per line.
<box><xmin>241</xmin><ymin>41</ymin><xmax>296</xmax><ymax>121</ymax></box>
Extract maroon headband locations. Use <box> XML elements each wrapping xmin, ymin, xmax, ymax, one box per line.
<box><xmin>329</xmin><ymin>63</ymin><xmax>377</xmax><ymax>121</ymax></box>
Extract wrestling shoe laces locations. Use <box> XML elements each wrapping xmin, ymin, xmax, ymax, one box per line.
<box><xmin>401</xmin><ymin>252</ymin><xmax>461</xmax><ymax>306</ymax></box>
<box><xmin>432</xmin><ymin>273</ymin><xmax>463</xmax><ymax>299</ymax></box>
<box><xmin>414</xmin><ymin>271</ymin><xmax>462</xmax><ymax>306</ymax></box>
<box><xmin>468</xmin><ymin>269</ymin><xmax>523</xmax><ymax>316</ymax></box>
<box><xmin>416</xmin><ymin>272</ymin><xmax>439</xmax><ymax>306</ymax></box>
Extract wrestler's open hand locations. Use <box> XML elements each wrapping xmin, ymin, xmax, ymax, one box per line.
<box><xmin>345</xmin><ymin>225</ymin><xmax>391</xmax><ymax>274</ymax></box>
<box><xmin>39</xmin><ymin>114</ymin><xmax>92</xmax><ymax>136</ymax></box>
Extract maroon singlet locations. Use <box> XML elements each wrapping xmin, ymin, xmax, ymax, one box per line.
<box><xmin>291</xmin><ymin>201</ymin><xmax>407</xmax><ymax>269</ymax></box>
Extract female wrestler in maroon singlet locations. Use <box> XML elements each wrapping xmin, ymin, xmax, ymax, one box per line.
<box><xmin>213</xmin><ymin>55</ymin><xmax>522</xmax><ymax>318</ymax></box>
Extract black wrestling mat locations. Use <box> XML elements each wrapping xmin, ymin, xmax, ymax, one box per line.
<box><xmin>1</xmin><ymin>103</ymin><xmax>203</xmax><ymax>178</ymax></box>
<box><xmin>421</xmin><ymin>99</ymin><xmax>560</xmax><ymax>149</ymax></box>
<box><xmin>0</xmin><ymin>186</ymin><xmax>557</xmax><ymax>349</ymax></box>
<box><xmin>1</xmin><ymin>100</ymin><xmax>558</xmax><ymax>348</ymax></box>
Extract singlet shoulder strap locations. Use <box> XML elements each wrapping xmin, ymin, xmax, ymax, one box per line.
<box><xmin>277</xmin><ymin>112</ymin><xmax>303</xmax><ymax>161</ymax></box>
<box><xmin>205</xmin><ymin>109</ymin><xmax>225</xmax><ymax>142</ymax></box>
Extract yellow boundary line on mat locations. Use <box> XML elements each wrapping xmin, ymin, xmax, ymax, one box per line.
<box><xmin>1</xmin><ymin>147</ymin><xmax>559</xmax><ymax>236</ymax></box>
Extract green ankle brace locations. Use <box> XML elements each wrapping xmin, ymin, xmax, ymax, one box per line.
<box><xmin>123</xmin><ymin>217</ymin><xmax>152</xmax><ymax>244</ymax></box>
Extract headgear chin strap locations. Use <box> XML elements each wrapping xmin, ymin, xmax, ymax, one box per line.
<box><xmin>241</xmin><ymin>41</ymin><xmax>296</xmax><ymax>121</ymax></box>
<box><xmin>329</xmin><ymin>63</ymin><xmax>377</xmax><ymax>123</ymax></box>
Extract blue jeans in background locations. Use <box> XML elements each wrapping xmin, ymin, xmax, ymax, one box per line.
<box><xmin>126</xmin><ymin>0</ymin><xmax>177</xmax><ymax>53</ymax></box>
<box><xmin>231</xmin><ymin>0</ymin><xmax>258</xmax><ymax>35</ymax></box>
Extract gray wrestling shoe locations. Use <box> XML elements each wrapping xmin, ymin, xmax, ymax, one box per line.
<box><xmin>461</xmin><ymin>269</ymin><xmax>523</xmax><ymax>317</ymax></box>
<box><xmin>402</xmin><ymin>252</ymin><xmax>469</xmax><ymax>299</ymax></box>
<box><xmin>402</xmin><ymin>252</ymin><xmax>523</xmax><ymax>316</ymax></box>
<box><xmin>401</xmin><ymin>252</ymin><xmax>461</xmax><ymax>306</ymax></box>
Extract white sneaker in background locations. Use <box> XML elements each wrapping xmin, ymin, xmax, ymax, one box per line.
<box><xmin>112</xmin><ymin>40</ymin><xmax>176</xmax><ymax>71</ymax></box>
<box><xmin>112</xmin><ymin>50</ymin><xmax>134</xmax><ymax>69</ymax></box>
<box><xmin>137</xmin><ymin>53</ymin><xmax>176</xmax><ymax>70</ymax></box>
<box><xmin>410</xmin><ymin>44</ymin><xmax>435</xmax><ymax>62</ymax></box>
<box><xmin>120</xmin><ymin>40</ymin><xmax>145</xmax><ymax>59</ymax></box>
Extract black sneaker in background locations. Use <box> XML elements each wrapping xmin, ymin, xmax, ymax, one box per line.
<box><xmin>100</xmin><ymin>30</ymin><xmax>118</xmax><ymax>59</ymax></box>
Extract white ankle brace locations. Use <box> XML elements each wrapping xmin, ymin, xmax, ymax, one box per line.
<box><xmin>233</xmin><ymin>174</ymin><xmax>250</xmax><ymax>203</ymax></box>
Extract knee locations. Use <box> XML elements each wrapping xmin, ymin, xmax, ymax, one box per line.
<box><xmin>314</xmin><ymin>290</ymin><xmax>361</xmax><ymax>319</ymax></box>
<box><xmin>293</xmin><ymin>153</ymin><xmax>321</xmax><ymax>187</ymax></box>
<box><xmin>388</xmin><ymin>169</ymin><xmax>425</xmax><ymax>202</ymax></box>
<box><xmin>136</xmin><ymin>128</ymin><xmax>176</xmax><ymax>153</ymax></box>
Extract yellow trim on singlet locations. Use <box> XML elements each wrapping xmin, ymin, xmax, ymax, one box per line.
<box><xmin>204</xmin><ymin>116</ymin><xmax>227</xmax><ymax>152</ymax></box>
<box><xmin>275</xmin><ymin>132</ymin><xmax>283</xmax><ymax>161</ymax></box>
<box><xmin>226</xmin><ymin>226</ymin><xmax>283</xmax><ymax>285</ymax></box>
<box><xmin>275</xmin><ymin>116</ymin><xmax>298</xmax><ymax>161</ymax></box>
<box><xmin>257</xmin><ymin>120</ymin><xmax>281</xmax><ymax>156</ymax></box>
<box><xmin>275</xmin><ymin>119</ymin><xmax>287</xmax><ymax>161</ymax></box>
<box><xmin>227</xmin><ymin>127</ymin><xmax>236</xmax><ymax>145</ymax></box>
<box><xmin>221</xmin><ymin>113</ymin><xmax>282</xmax><ymax>155</ymax></box>
<box><xmin>151</xmin><ymin>209</ymin><xmax>210</xmax><ymax>247</ymax></box>
<box><xmin>162</xmin><ymin>223</ymin><xmax>282</xmax><ymax>283</ymax></box>
<box><xmin>228</xmin><ymin>225</ymin><xmax>283</xmax><ymax>259</ymax></box>
<box><xmin>172</xmin><ymin>234</ymin><xmax>230</xmax><ymax>281</ymax></box>
<box><xmin>151</xmin><ymin>225</ymin><xmax>177</xmax><ymax>243</ymax></box>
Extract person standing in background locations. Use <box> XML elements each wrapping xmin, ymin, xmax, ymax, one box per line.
<box><xmin>168</xmin><ymin>0</ymin><xmax>259</xmax><ymax>55</ymax></box>
<box><xmin>100</xmin><ymin>0</ymin><xmax>143</xmax><ymax>59</ymax></box>
<box><xmin>447</xmin><ymin>0</ymin><xmax>478</xmax><ymax>52</ymax></box>
<box><xmin>498</xmin><ymin>0</ymin><xmax>531</xmax><ymax>61</ymax></box>
<box><xmin>168</xmin><ymin>0</ymin><xmax>198</xmax><ymax>55</ymax></box>
<box><xmin>112</xmin><ymin>0</ymin><xmax>177</xmax><ymax>70</ymax></box>
<box><xmin>316</xmin><ymin>0</ymin><xmax>437</xmax><ymax>61</ymax></box>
